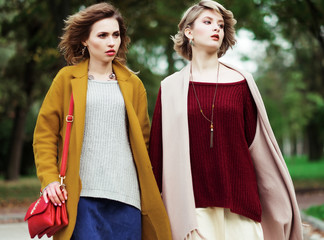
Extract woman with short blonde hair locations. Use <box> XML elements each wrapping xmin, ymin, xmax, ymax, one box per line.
<box><xmin>172</xmin><ymin>0</ymin><xmax>236</xmax><ymax>60</ymax></box>
<box><xmin>150</xmin><ymin>1</ymin><xmax>302</xmax><ymax>239</ymax></box>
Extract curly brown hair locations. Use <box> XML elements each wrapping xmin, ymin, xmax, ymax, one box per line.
<box><xmin>172</xmin><ymin>0</ymin><xmax>237</xmax><ymax>60</ymax></box>
<box><xmin>59</xmin><ymin>3</ymin><xmax>130</xmax><ymax>65</ymax></box>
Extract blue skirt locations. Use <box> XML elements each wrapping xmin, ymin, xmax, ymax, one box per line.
<box><xmin>71</xmin><ymin>197</ymin><xmax>141</xmax><ymax>240</ymax></box>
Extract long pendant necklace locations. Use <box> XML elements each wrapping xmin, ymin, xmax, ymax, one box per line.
<box><xmin>190</xmin><ymin>62</ymin><xmax>220</xmax><ymax>148</ymax></box>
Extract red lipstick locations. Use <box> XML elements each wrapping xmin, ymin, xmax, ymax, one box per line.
<box><xmin>211</xmin><ymin>34</ymin><xmax>219</xmax><ymax>40</ymax></box>
<box><xmin>106</xmin><ymin>49</ymin><xmax>116</xmax><ymax>56</ymax></box>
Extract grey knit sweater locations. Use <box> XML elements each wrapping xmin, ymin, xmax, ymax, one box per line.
<box><xmin>79</xmin><ymin>80</ymin><xmax>141</xmax><ymax>210</ymax></box>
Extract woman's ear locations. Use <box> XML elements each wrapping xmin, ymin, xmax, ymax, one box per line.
<box><xmin>82</xmin><ymin>41</ymin><xmax>87</xmax><ymax>47</ymax></box>
<box><xmin>184</xmin><ymin>28</ymin><xmax>193</xmax><ymax>41</ymax></box>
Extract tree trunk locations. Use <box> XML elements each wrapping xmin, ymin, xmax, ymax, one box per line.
<box><xmin>307</xmin><ymin>119</ymin><xmax>323</xmax><ymax>161</ymax></box>
<box><xmin>5</xmin><ymin>105</ymin><xmax>29</xmax><ymax>180</ymax></box>
<box><xmin>51</xmin><ymin>0</ymin><xmax>71</xmax><ymax>38</ymax></box>
<box><xmin>5</xmin><ymin>54</ymin><xmax>34</xmax><ymax>180</ymax></box>
<box><xmin>291</xmin><ymin>134</ymin><xmax>297</xmax><ymax>156</ymax></box>
<box><xmin>166</xmin><ymin>40</ymin><xmax>175</xmax><ymax>76</ymax></box>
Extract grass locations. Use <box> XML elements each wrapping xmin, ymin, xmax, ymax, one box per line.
<box><xmin>285</xmin><ymin>155</ymin><xmax>324</xmax><ymax>179</ymax></box>
<box><xmin>285</xmin><ymin>155</ymin><xmax>324</xmax><ymax>190</ymax></box>
<box><xmin>304</xmin><ymin>204</ymin><xmax>324</xmax><ymax>221</ymax></box>
<box><xmin>0</xmin><ymin>177</ymin><xmax>40</xmax><ymax>208</ymax></box>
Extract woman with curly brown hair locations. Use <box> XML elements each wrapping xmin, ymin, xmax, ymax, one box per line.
<box><xmin>149</xmin><ymin>0</ymin><xmax>302</xmax><ymax>239</ymax></box>
<box><xmin>33</xmin><ymin>2</ymin><xmax>171</xmax><ymax>239</ymax></box>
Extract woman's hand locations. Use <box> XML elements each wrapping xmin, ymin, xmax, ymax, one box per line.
<box><xmin>42</xmin><ymin>181</ymin><xmax>68</xmax><ymax>206</ymax></box>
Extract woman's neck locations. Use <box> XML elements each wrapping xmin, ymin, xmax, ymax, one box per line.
<box><xmin>87</xmin><ymin>59</ymin><xmax>116</xmax><ymax>81</ymax></box>
<box><xmin>88</xmin><ymin>59</ymin><xmax>113</xmax><ymax>75</ymax></box>
<box><xmin>191</xmin><ymin>52</ymin><xmax>221</xmax><ymax>83</ymax></box>
<box><xmin>191</xmin><ymin>51</ymin><xmax>246</xmax><ymax>84</ymax></box>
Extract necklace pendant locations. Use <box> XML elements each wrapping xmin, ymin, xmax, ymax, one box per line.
<box><xmin>190</xmin><ymin>62</ymin><xmax>219</xmax><ymax>149</ymax></box>
<box><xmin>88</xmin><ymin>74</ymin><xmax>94</xmax><ymax>80</ymax></box>
<box><xmin>109</xmin><ymin>72</ymin><xmax>116</xmax><ymax>80</ymax></box>
<box><xmin>210</xmin><ymin>124</ymin><xmax>214</xmax><ymax>148</ymax></box>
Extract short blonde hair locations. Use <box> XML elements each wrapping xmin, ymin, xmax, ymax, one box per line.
<box><xmin>172</xmin><ymin>0</ymin><xmax>237</xmax><ymax>60</ymax></box>
<box><xmin>59</xmin><ymin>3</ymin><xmax>130</xmax><ymax>65</ymax></box>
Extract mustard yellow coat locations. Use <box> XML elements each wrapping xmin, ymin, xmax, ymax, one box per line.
<box><xmin>33</xmin><ymin>60</ymin><xmax>172</xmax><ymax>240</ymax></box>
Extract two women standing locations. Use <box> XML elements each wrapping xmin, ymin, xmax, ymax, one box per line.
<box><xmin>33</xmin><ymin>1</ymin><xmax>302</xmax><ymax>239</ymax></box>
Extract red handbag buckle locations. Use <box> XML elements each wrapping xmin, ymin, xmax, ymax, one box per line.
<box><xmin>65</xmin><ymin>115</ymin><xmax>73</xmax><ymax>122</ymax></box>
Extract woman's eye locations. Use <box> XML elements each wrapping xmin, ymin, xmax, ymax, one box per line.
<box><xmin>218</xmin><ymin>24</ymin><xmax>224</xmax><ymax>29</ymax></box>
<box><xmin>204</xmin><ymin>21</ymin><xmax>211</xmax><ymax>24</ymax></box>
<box><xmin>113</xmin><ymin>32</ymin><xmax>120</xmax><ymax>37</ymax></box>
<box><xmin>98</xmin><ymin>33</ymin><xmax>107</xmax><ymax>38</ymax></box>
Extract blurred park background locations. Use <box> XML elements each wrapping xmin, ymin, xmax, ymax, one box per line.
<box><xmin>0</xmin><ymin>0</ymin><xmax>323</xmax><ymax>211</ymax></box>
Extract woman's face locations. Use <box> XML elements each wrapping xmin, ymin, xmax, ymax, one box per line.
<box><xmin>187</xmin><ymin>9</ymin><xmax>225</xmax><ymax>54</ymax></box>
<box><xmin>84</xmin><ymin>17</ymin><xmax>121</xmax><ymax>63</ymax></box>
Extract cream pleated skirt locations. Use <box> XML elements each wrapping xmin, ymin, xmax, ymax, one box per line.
<box><xmin>188</xmin><ymin>207</ymin><xmax>264</xmax><ymax>240</ymax></box>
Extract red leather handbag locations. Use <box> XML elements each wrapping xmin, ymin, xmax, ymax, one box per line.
<box><xmin>24</xmin><ymin>94</ymin><xmax>74</xmax><ymax>238</ymax></box>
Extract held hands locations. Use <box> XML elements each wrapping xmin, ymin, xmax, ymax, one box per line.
<box><xmin>42</xmin><ymin>181</ymin><xmax>68</xmax><ymax>206</ymax></box>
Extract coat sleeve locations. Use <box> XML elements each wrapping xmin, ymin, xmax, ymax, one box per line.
<box><xmin>33</xmin><ymin>73</ymin><xmax>64</xmax><ymax>190</ymax></box>
<box><xmin>149</xmin><ymin>88</ymin><xmax>163</xmax><ymax>192</ymax></box>
<box><xmin>246</xmin><ymin>73</ymin><xmax>303</xmax><ymax>240</ymax></box>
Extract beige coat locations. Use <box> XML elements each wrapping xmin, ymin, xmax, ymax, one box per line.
<box><xmin>160</xmin><ymin>63</ymin><xmax>303</xmax><ymax>240</ymax></box>
<box><xmin>33</xmin><ymin>60</ymin><xmax>172</xmax><ymax>240</ymax></box>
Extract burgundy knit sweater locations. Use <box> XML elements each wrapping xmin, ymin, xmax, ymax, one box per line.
<box><xmin>149</xmin><ymin>79</ymin><xmax>262</xmax><ymax>222</ymax></box>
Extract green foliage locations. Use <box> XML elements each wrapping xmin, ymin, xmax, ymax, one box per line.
<box><xmin>223</xmin><ymin>0</ymin><xmax>275</xmax><ymax>40</ymax></box>
<box><xmin>304</xmin><ymin>204</ymin><xmax>324</xmax><ymax>221</ymax></box>
<box><xmin>253</xmin><ymin>0</ymin><xmax>324</xmax><ymax>159</ymax></box>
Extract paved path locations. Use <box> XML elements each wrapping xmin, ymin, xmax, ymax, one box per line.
<box><xmin>0</xmin><ymin>222</ymin><xmax>52</xmax><ymax>240</ymax></box>
<box><xmin>296</xmin><ymin>190</ymin><xmax>324</xmax><ymax>210</ymax></box>
<box><xmin>0</xmin><ymin>217</ymin><xmax>323</xmax><ymax>240</ymax></box>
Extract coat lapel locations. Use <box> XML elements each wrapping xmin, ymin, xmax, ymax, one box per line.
<box><xmin>113</xmin><ymin>61</ymin><xmax>133</xmax><ymax>108</ymax></box>
<box><xmin>71</xmin><ymin>60</ymin><xmax>88</xmax><ymax>155</ymax></box>
<box><xmin>161</xmin><ymin>64</ymin><xmax>198</xmax><ymax>240</ymax></box>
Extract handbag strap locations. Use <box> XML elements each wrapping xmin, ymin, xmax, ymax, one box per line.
<box><xmin>59</xmin><ymin>93</ymin><xmax>74</xmax><ymax>185</ymax></box>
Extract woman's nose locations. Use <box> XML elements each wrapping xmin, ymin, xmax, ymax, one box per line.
<box><xmin>107</xmin><ymin>36</ymin><xmax>115</xmax><ymax>47</ymax></box>
<box><xmin>213</xmin><ymin>25</ymin><xmax>220</xmax><ymax>32</ymax></box>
